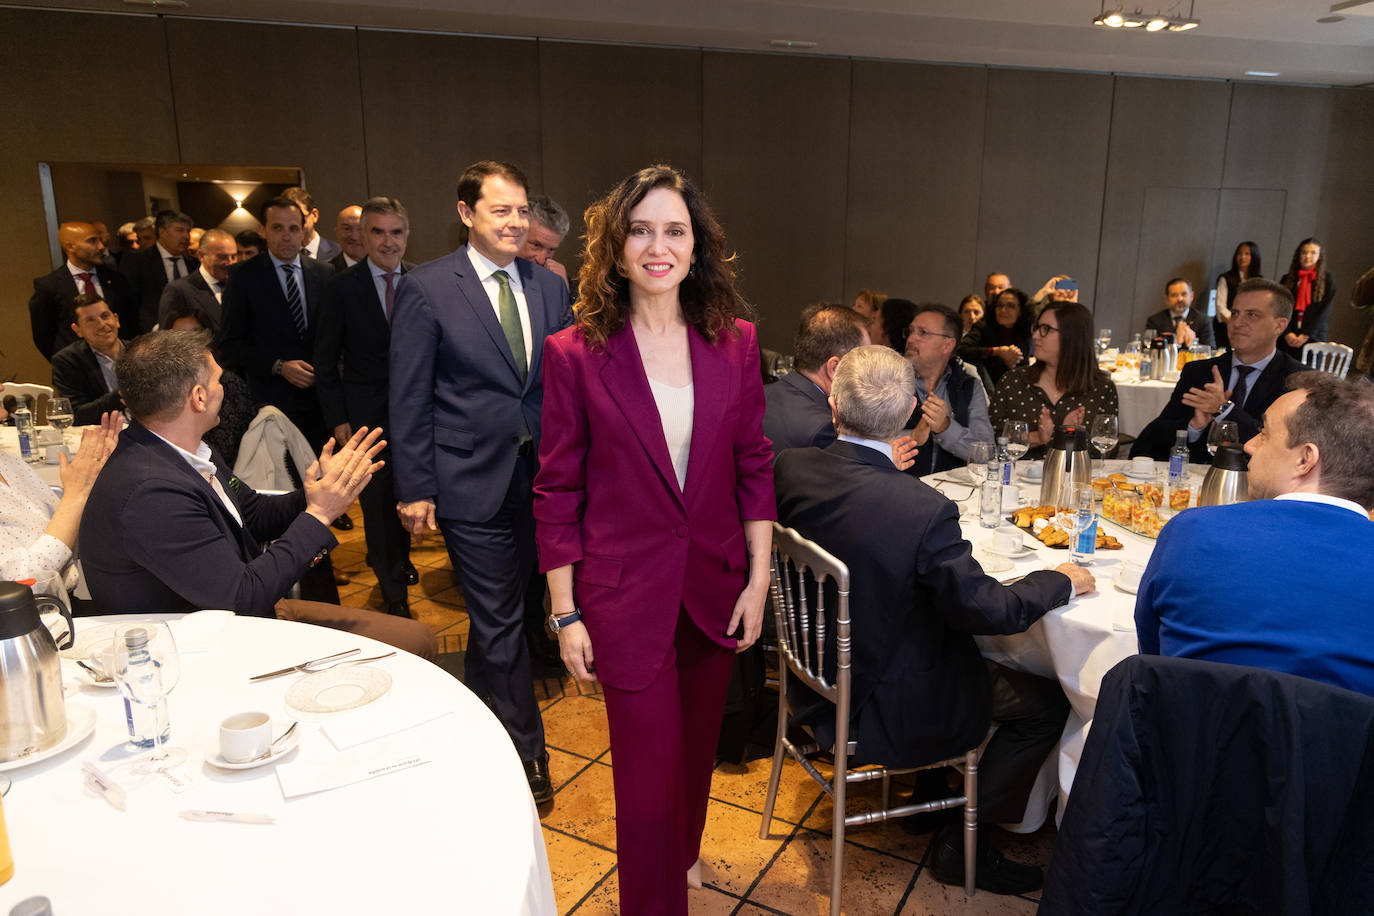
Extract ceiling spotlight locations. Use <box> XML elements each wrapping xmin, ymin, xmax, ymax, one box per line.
<box><xmin>1146</xmin><ymin>17</ymin><xmax>1168</xmax><ymax>30</ymax></box>
<box><xmin>1103</xmin><ymin>12</ymin><xmax>1125</xmax><ymax>26</ymax></box>
<box><xmin>1093</xmin><ymin>1</ymin><xmax>1200</xmax><ymax>32</ymax></box>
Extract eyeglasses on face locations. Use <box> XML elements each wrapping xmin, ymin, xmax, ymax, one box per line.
<box><xmin>907</xmin><ymin>327</ymin><xmax>955</xmax><ymax>341</ymax></box>
<box><xmin>1033</xmin><ymin>323</ymin><xmax>1061</xmax><ymax>337</ymax></box>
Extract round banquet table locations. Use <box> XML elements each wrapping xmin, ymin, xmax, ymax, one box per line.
<box><xmin>0</xmin><ymin>613</ymin><xmax>555</xmax><ymax>916</ymax></box>
<box><xmin>1111</xmin><ymin>376</ymin><xmax>1176</xmax><ymax>438</ymax></box>
<box><xmin>923</xmin><ymin>458</ymin><xmax>1207</xmax><ymax>832</ymax></box>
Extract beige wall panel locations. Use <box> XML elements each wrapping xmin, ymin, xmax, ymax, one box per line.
<box><xmin>702</xmin><ymin>52</ymin><xmax>851</xmax><ymax>350</ymax></box>
<box><xmin>844</xmin><ymin>61</ymin><xmax>989</xmax><ymax>310</ymax></box>
<box><xmin>358</xmin><ymin>30</ymin><xmax>542</xmax><ymax>262</ymax></box>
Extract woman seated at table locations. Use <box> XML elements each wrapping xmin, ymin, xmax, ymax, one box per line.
<box><xmin>958</xmin><ymin>293</ymin><xmax>984</xmax><ymax>334</ymax></box>
<box><xmin>0</xmin><ymin>390</ymin><xmax>121</xmax><ymax>603</ymax></box>
<box><xmin>989</xmin><ymin>302</ymin><xmax>1119</xmax><ymax>459</ymax></box>
<box><xmin>958</xmin><ymin>286</ymin><xmax>1032</xmax><ymax>389</ymax></box>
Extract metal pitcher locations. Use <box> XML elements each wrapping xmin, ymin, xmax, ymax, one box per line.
<box><xmin>0</xmin><ymin>581</ymin><xmax>70</xmax><ymax>762</ymax></box>
<box><xmin>1198</xmin><ymin>444</ymin><xmax>1250</xmax><ymax>507</ymax></box>
<box><xmin>1040</xmin><ymin>425</ymin><xmax>1093</xmax><ymax>508</ymax></box>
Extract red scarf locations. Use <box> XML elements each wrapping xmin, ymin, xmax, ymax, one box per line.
<box><xmin>1295</xmin><ymin>268</ymin><xmax>1317</xmax><ymax>319</ymax></box>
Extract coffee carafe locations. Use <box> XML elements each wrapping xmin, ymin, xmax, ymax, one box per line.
<box><xmin>0</xmin><ymin>582</ymin><xmax>70</xmax><ymax>762</ymax></box>
<box><xmin>1198</xmin><ymin>443</ymin><xmax>1250</xmax><ymax>507</ymax></box>
<box><xmin>1040</xmin><ymin>425</ymin><xmax>1093</xmax><ymax>508</ymax></box>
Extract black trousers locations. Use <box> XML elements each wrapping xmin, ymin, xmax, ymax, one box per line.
<box><xmin>357</xmin><ymin>455</ymin><xmax>411</xmax><ymax>604</ymax></box>
<box><xmin>437</xmin><ymin>454</ymin><xmax>545</xmax><ymax>761</ymax></box>
<box><xmin>979</xmin><ymin>660</ymin><xmax>1070</xmax><ymax>825</ymax></box>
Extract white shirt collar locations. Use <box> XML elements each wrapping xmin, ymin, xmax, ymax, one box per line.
<box><xmin>367</xmin><ymin>258</ymin><xmax>397</xmax><ymax>280</ymax></box>
<box><xmin>149</xmin><ymin>431</ymin><xmax>217</xmax><ymax>478</ymax></box>
<box><xmin>198</xmin><ymin>265</ymin><xmax>221</xmax><ymax>289</ymax></box>
<box><xmin>66</xmin><ymin>260</ymin><xmax>96</xmax><ymax>277</ymax></box>
<box><xmin>467</xmin><ymin>246</ymin><xmax>521</xmax><ymax>288</ymax></box>
<box><xmin>303</xmin><ymin>233</ymin><xmax>320</xmax><ymax>258</ymax></box>
<box><xmin>1235</xmin><ymin>348</ymin><xmax>1276</xmax><ymax>372</ymax></box>
<box><xmin>838</xmin><ymin>434</ymin><xmax>897</xmax><ymax>466</ymax></box>
<box><xmin>269</xmin><ymin>252</ymin><xmax>302</xmax><ymax>272</ymax></box>
<box><xmin>1274</xmin><ymin>491</ymin><xmax>1370</xmax><ymax>519</ymax></box>
<box><xmin>155</xmin><ymin>242</ymin><xmax>178</xmax><ymax>262</ymax></box>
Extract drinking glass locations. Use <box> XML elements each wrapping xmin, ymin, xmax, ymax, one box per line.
<box><xmin>1002</xmin><ymin>421</ymin><xmax>1030</xmax><ymax>478</ymax></box>
<box><xmin>1207</xmin><ymin>419</ymin><xmax>1240</xmax><ymax>457</ymax></box>
<box><xmin>967</xmin><ymin>441</ymin><xmax>991</xmax><ymax>485</ymax></box>
<box><xmin>109</xmin><ymin>621</ymin><xmax>185</xmax><ymax>773</ymax></box>
<box><xmin>1096</xmin><ymin>328</ymin><xmax>1112</xmax><ymax>354</ymax></box>
<box><xmin>1142</xmin><ymin>328</ymin><xmax>1156</xmax><ymax>345</ymax></box>
<box><xmin>46</xmin><ymin>397</ymin><xmax>73</xmax><ymax>449</ymax></box>
<box><xmin>1090</xmin><ymin>414</ymin><xmax>1119</xmax><ymax>473</ymax></box>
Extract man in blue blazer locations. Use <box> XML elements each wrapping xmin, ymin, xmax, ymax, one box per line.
<box><xmin>1136</xmin><ymin>370</ymin><xmax>1374</xmax><ymax>697</ymax></box>
<box><xmin>764</xmin><ymin>303</ymin><xmax>869</xmax><ymax>455</ymax></box>
<box><xmin>389</xmin><ymin>161</ymin><xmax>573</xmax><ymax>802</ymax></box>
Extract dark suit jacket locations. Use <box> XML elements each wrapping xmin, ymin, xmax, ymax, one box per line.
<box><xmin>533</xmin><ymin>320</ymin><xmax>776</xmax><ymax>690</ymax></box>
<box><xmin>28</xmin><ymin>264</ymin><xmax>135</xmax><ymax>360</ymax></box>
<box><xmin>217</xmin><ymin>253</ymin><xmax>334</xmax><ymax>441</ymax></box>
<box><xmin>1144</xmin><ymin>307</ymin><xmax>1214</xmax><ymax>348</ymax></box>
<box><xmin>157</xmin><ymin>269</ymin><xmax>222</xmax><ymax>333</ymax></box>
<box><xmin>1129</xmin><ymin>349</ymin><xmax>1304</xmax><ymax>461</ymax></box>
<box><xmin>122</xmin><ymin>245</ymin><xmax>198</xmax><ymax>335</ymax></box>
<box><xmin>314</xmin><ymin>258</ymin><xmax>413</xmax><ymax>432</ymax></box>
<box><xmin>49</xmin><ymin>339</ymin><xmax>124</xmax><ymax>425</ymax></box>
<box><xmin>1278</xmin><ymin>270</ymin><xmax>1336</xmax><ymax>359</ymax></box>
<box><xmin>763</xmin><ymin>370</ymin><xmax>834</xmax><ymax>456</ymax></box>
<box><xmin>388</xmin><ymin>247</ymin><xmax>573</xmax><ymax>522</ymax></box>
<box><xmin>327</xmin><ymin>252</ymin><xmax>357</xmax><ymax>274</ymax></box>
<box><xmin>79</xmin><ymin>422</ymin><xmax>336</xmax><ymax>616</ymax></box>
<box><xmin>310</xmin><ymin>235</ymin><xmax>342</xmax><ymax>264</ymax></box>
<box><xmin>774</xmin><ymin>440</ymin><xmax>1071</xmax><ymax>767</ymax></box>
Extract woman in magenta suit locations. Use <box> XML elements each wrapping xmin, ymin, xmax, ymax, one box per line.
<box><xmin>534</xmin><ymin>165</ymin><xmax>775</xmax><ymax>914</ymax></box>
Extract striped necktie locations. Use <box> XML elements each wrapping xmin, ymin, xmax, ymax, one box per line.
<box><xmin>282</xmin><ymin>263</ymin><xmax>306</xmax><ymax>335</ymax></box>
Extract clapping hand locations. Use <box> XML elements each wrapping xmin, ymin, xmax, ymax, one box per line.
<box><xmin>1181</xmin><ymin>365</ymin><xmax>1231</xmax><ymax>429</ymax></box>
<box><xmin>305</xmin><ymin>426</ymin><xmax>386</xmax><ymax>526</ymax></box>
<box><xmin>57</xmin><ymin>411</ymin><xmax>122</xmax><ymax>498</ymax></box>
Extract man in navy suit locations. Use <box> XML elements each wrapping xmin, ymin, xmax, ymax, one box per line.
<box><xmin>1136</xmin><ymin>370</ymin><xmax>1374</xmax><ymax>697</ymax></box>
<box><xmin>218</xmin><ymin>197</ymin><xmax>335</xmax><ymax>451</ymax></box>
<box><xmin>121</xmin><ymin>209</ymin><xmax>198</xmax><ymax>335</ymax></box>
<box><xmin>157</xmin><ymin>228</ymin><xmax>238</xmax><ymax>333</ymax></box>
<box><xmin>283</xmin><ymin>187</ymin><xmax>342</xmax><ymax>264</ymax></box>
<box><xmin>390</xmin><ymin>161</ymin><xmax>573</xmax><ymax>802</ymax></box>
<box><xmin>1132</xmin><ymin>279</ymin><xmax>1304</xmax><ymax>461</ymax></box>
<box><xmin>775</xmin><ymin>345</ymin><xmax>1094</xmax><ymax>894</ymax></box>
<box><xmin>763</xmin><ymin>303</ymin><xmax>869</xmax><ymax>455</ymax></box>
<box><xmin>1143</xmin><ymin>277</ymin><xmax>1214</xmax><ymax>348</ymax></box>
<box><xmin>50</xmin><ymin>293</ymin><xmax>127</xmax><ymax>425</ymax></box>
<box><xmin>315</xmin><ymin>197</ymin><xmax>418</xmax><ymax>618</ymax></box>
<box><xmin>28</xmin><ymin>221</ymin><xmax>135</xmax><ymax>359</ymax></box>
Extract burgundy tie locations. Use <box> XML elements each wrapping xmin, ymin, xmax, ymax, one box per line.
<box><xmin>384</xmin><ymin>271</ymin><xmax>396</xmax><ymax>323</ymax></box>
<box><xmin>76</xmin><ymin>272</ymin><xmax>95</xmax><ymax>295</ymax></box>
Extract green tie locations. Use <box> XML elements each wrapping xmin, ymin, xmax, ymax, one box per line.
<box><xmin>493</xmin><ymin>269</ymin><xmax>527</xmax><ymax>380</ymax></box>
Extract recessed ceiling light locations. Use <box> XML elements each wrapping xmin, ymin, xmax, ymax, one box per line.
<box><xmin>1317</xmin><ymin>15</ymin><xmax>1345</xmax><ymax>22</ymax></box>
<box><xmin>1245</xmin><ymin>71</ymin><xmax>1280</xmax><ymax>77</ymax></box>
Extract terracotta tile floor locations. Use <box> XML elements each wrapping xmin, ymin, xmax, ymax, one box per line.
<box><xmin>332</xmin><ymin>506</ymin><xmax>1054</xmax><ymax>914</ymax></box>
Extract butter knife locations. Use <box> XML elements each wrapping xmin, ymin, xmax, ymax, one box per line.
<box><xmin>249</xmin><ymin>648</ymin><xmax>359</xmax><ymax>681</ymax></box>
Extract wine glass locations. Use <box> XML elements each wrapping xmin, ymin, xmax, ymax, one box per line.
<box><xmin>1207</xmin><ymin>419</ymin><xmax>1240</xmax><ymax>457</ymax></box>
<box><xmin>1090</xmin><ymin>414</ymin><xmax>1119</xmax><ymax>474</ymax></box>
<box><xmin>1096</xmin><ymin>328</ymin><xmax>1112</xmax><ymax>356</ymax></box>
<box><xmin>46</xmin><ymin>397</ymin><xmax>73</xmax><ymax>450</ymax></box>
<box><xmin>109</xmin><ymin>621</ymin><xmax>185</xmax><ymax>773</ymax></box>
<box><xmin>967</xmin><ymin>441</ymin><xmax>992</xmax><ymax>484</ymax></box>
<box><xmin>1002</xmin><ymin>421</ymin><xmax>1030</xmax><ymax>477</ymax></box>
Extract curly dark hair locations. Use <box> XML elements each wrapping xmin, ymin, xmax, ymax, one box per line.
<box><xmin>575</xmin><ymin>165</ymin><xmax>749</xmax><ymax>348</ymax></box>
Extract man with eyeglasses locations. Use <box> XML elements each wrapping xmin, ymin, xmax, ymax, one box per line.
<box><xmin>903</xmin><ymin>303</ymin><xmax>995</xmax><ymax>476</ymax></box>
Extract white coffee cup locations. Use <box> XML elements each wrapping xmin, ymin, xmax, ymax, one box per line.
<box><xmin>44</xmin><ymin>445</ymin><xmax>63</xmax><ymax>465</ymax></box>
<box><xmin>1001</xmin><ymin>485</ymin><xmax>1022</xmax><ymax>512</ymax></box>
<box><xmin>992</xmin><ymin>525</ymin><xmax>1024</xmax><ymax>555</ymax></box>
<box><xmin>1022</xmin><ymin>462</ymin><xmax>1044</xmax><ymax>480</ymax></box>
<box><xmin>219</xmin><ymin>711</ymin><xmax>272</xmax><ymax>763</ymax></box>
<box><xmin>1129</xmin><ymin>456</ymin><xmax>1154</xmax><ymax>476</ymax></box>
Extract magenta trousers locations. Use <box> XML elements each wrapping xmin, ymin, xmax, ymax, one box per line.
<box><xmin>600</xmin><ymin>607</ymin><xmax>736</xmax><ymax>916</ymax></box>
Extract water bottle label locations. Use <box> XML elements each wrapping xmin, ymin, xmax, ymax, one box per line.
<box><xmin>17</xmin><ymin>432</ymin><xmax>32</xmax><ymax>458</ymax></box>
<box><xmin>1074</xmin><ymin>517</ymin><xmax>1097</xmax><ymax>554</ymax></box>
<box><xmin>1168</xmin><ymin>455</ymin><xmax>1186</xmax><ymax>481</ymax></box>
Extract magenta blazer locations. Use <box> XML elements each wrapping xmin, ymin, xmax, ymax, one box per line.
<box><xmin>533</xmin><ymin>317</ymin><xmax>776</xmax><ymax>691</ymax></box>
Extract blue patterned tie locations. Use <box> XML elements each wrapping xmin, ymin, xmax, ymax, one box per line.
<box><xmin>282</xmin><ymin>264</ymin><xmax>306</xmax><ymax>336</ymax></box>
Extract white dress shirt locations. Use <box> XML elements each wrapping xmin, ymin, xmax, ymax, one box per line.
<box><xmin>151</xmin><ymin>432</ymin><xmax>244</xmax><ymax>527</ymax></box>
<box><xmin>157</xmin><ymin>242</ymin><xmax>190</xmax><ymax>283</ymax></box>
<box><xmin>269</xmin><ymin>253</ymin><xmax>308</xmax><ymax>328</ymax></box>
<box><xmin>1275</xmin><ymin>491</ymin><xmax>1370</xmax><ymax>520</ymax></box>
<box><xmin>302</xmin><ymin>233</ymin><xmax>321</xmax><ymax>260</ymax></box>
<box><xmin>66</xmin><ymin>260</ymin><xmax>104</xmax><ymax>298</ymax></box>
<box><xmin>466</xmin><ymin>247</ymin><xmax>532</xmax><ymax>360</ymax></box>
<box><xmin>369</xmin><ymin>259</ymin><xmax>399</xmax><ymax>319</ymax></box>
<box><xmin>198</xmin><ymin>265</ymin><xmax>224</xmax><ymax>303</ymax></box>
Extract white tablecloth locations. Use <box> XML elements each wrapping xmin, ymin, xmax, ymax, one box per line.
<box><xmin>0</xmin><ymin>613</ymin><xmax>555</xmax><ymax>916</ymax></box>
<box><xmin>926</xmin><ymin>459</ymin><xmax>1205</xmax><ymax>832</ymax></box>
<box><xmin>1113</xmin><ymin>377</ymin><xmax>1176</xmax><ymax>438</ymax></box>
<box><xmin>0</xmin><ymin>426</ymin><xmax>68</xmax><ymax>489</ymax></box>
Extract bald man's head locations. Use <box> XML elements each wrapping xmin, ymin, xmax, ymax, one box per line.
<box><xmin>196</xmin><ymin>229</ymin><xmax>239</xmax><ymax>283</ymax></box>
<box><xmin>335</xmin><ymin>205</ymin><xmax>364</xmax><ymax>261</ymax></box>
<box><xmin>58</xmin><ymin>222</ymin><xmax>105</xmax><ymax>270</ymax></box>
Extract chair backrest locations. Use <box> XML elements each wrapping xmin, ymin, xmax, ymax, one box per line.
<box><xmin>2</xmin><ymin>383</ymin><xmax>55</xmax><ymax>423</ymax></box>
<box><xmin>769</xmin><ymin>522</ymin><xmax>852</xmax><ymax>715</ymax></box>
<box><xmin>1301</xmin><ymin>342</ymin><xmax>1353</xmax><ymax>379</ymax></box>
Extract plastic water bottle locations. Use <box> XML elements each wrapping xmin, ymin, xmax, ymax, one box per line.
<box><xmin>1168</xmin><ymin>430</ymin><xmax>1189</xmax><ymax>488</ymax></box>
<box><xmin>1070</xmin><ymin>489</ymin><xmax>1097</xmax><ymax>566</ymax></box>
<box><xmin>995</xmin><ymin>436</ymin><xmax>1012</xmax><ymax>486</ymax></box>
<box><xmin>121</xmin><ymin>629</ymin><xmax>170</xmax><ymax>749</ymax></box>
<box><xmin>979</xmin><ymin>476</ymin><xmax>1001</xmax><ymax>528</ymax></box>
<box><xmin>1138</xmin><ymin>350</ymin><xmax>1152</xmax><ymax>381</ymax></box>
<box><xmin>12</xmin><ymin>406</ymin><xmax>38</xmax><ymax>465</ymax></box>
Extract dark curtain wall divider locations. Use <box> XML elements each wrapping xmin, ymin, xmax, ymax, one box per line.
<box><xmin>2</xmin><ymin>8</ymin><xmax>1371</xmax><ymax>383</ymax></box>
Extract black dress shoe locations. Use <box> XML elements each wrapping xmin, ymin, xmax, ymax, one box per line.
<box><xmin>331</xmin><ymin>513</ymin><xmax>354</xmax><ymax>531</ymax></box>
<box><xmin>928</xmin><ymin>823</ymin><xmax>1043</xmax><ymax>895</ymax></box>
<box><xmin>524</xmin><ymin>752</ymin><xmax>554</xmax><ymax>805</ymax></box>
<box><xmin>403</xmin><ymin>562</ymin><xmax>419</xmax><ymax>586</ymax></box>
<box><xmin>386</xmin><ymin>600</ymin><xmax>412</xmax><ymax>618</ymax></box>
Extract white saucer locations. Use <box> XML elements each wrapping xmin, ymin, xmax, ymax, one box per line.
<box><xmin>285</xmin><ymin>666</ymin><xmax>392</xmax><ymax>715</ymax></box>
<box><xmin>975</xmin><ymin>552</ymin><xmax>1013</xmax><ymax>574</ymax></box>
<box><xmin>1124</xmin><ymin>469</ymin><xmax>1156</xmax><ymax>481</ymax></box>
<box><xmin>0</xmin><ymin>704</ymin><xmax>98</xmax><ymax>772</ymax></box>
<box><xmin>1017</xmin><ymin>472</ymin><xmax>1044</xmax><ymax>485</ymax></box>
<box><xmin>943</xmin><ymin>466</ymin><xmax>976</xmax><ymax>485</ymax></box>
<box><xmin>205</xmin><ymin>726</ymin><xmax>301</xmax><ymax>770</ymax></box>
<box><xmin>987</xmin><ymin>544</ymin><xmax>1036</xmax><ymax>559</ymax></box>
<box><xmin>62</xmin><ymin>658</ymin><xmax>118</xmax><ymax>690</ymax></box>
<box><xmin>1114</xmin><ymin>578</ymin><xmax>1140</xmax><ymax>595</ymax></box>
<box><xmin>59</xmin><ymin>622</ymin><xmax>120</xmax><ymax>661</ymax></box>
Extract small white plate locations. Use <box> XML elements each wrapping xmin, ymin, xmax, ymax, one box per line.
<box><xmin>1114</xmin><ymin>578</ymin><xmax>1140</xmax><ymax>595</ymax></box>
<box><xmin>1018</xmin><ymin>471</ymin><xmax>1044</xmax><ymax>484</ymax></box>
<box><xmin>59</xmin><ymin>622</ymin><xmax>120</xmax><ymax>661</ymax></box>
<box><xmin>204</xmin><ymin>725</ymin><xmax>301</xmax><ymax>770</ymax></box>
<box><xmin>62</xmin><ymin>659</ymin><xmax>118</xmax><ymax>690</ymax></box>
<box><xmin>0</xmin><ymin>704</ymin><xmax>98</xmax><ymax>772</ymax></box>
<box><xmin>943</xmin><ymin>466</ymin><xmax>977</xmax><ymax>485</ymax></box>
<box><xmin>987</xmin><ymin>544</ymin><xmax>1036</xmax><ymax>559</ymax></box>
<box><xmin>975</xmin><ymin>552</ymin><xmax>1014</xmax><ymax>574</ymax></box>
<box><xmin>285</xmin><ymin>666</ymin><xmax>392</xmax><ymax>715</ymax></box>
<box><xmin>1124</xmin><ymin>469</ymin><xmax>1156</xmax><ymax>481</ymax></box>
